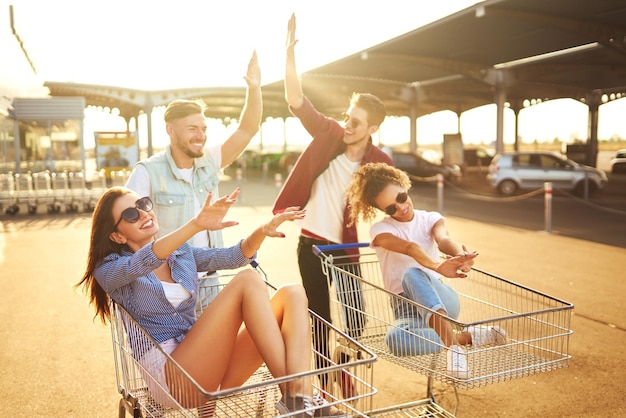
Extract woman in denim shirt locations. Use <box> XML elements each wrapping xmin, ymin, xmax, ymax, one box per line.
<box><xmin>77</xmin><ymin>186</ymin><xmax>346</xmax><ymax>416</ymax></box>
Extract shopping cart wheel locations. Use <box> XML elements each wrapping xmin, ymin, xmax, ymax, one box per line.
<box><xmin>28</xmin><ymin>204</ymin><xmax>37</xmax><ymax>215</ymax></box>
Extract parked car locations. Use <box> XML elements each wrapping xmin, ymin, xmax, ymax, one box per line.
<box><xmin>391</xmin><ymin>150</ymin><xmax>462</xmax><ymax>182</ymax></box>
<box><xmin>610</xmin><ymin>149</ymin><xmax>626</xmax><ymax>174</ymax></box>
<box><xmin>463</xmin><ymin>146</ymin><xmax>495</xmax><ymax>172</ymax></box>
<box><xmin>487</xmin><ymin>151</ymin><xmax>608</xmax><ymax>196</ymax></box>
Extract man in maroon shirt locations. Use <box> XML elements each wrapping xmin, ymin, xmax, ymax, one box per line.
<box><xmin>273</xmin><ymin>13</ymin><xmax>393</xmax><ymax>398</ymax></box>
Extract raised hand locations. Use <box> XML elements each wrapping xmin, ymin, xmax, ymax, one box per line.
<box><xmin>262</xmin><ymin>206</ymin><xmax>305</xmax><ymax>238</ymax></box>
<box><xmin>243</xmin><ymin>50</ymin><xmax>261</xmax><ymax>89</ymax></box>
<box><xmin>195</xmin><ymin>189</ymin><xmax>240</xmax><ymax>231</ymax></box>
<box><xmin>286</xmin><ymin>13</ymin><xmax>298</xmax><ymax>55</ymax></box>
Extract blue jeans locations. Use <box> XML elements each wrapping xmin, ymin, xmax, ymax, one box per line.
<box><xmin>385</xmin><ymin>268</ymin><xmax>460</xmax><ymax>356</ymax></box>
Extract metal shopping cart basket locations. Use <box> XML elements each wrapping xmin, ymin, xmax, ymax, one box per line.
<box><xmin>110</xmin><ymin>261</ymin><xmax>377</xmax><ymax>417</ymax></box>
<box><xmin>314</xmin><ymin>243</ymin><xmax>574</xmax><ymax>417</ymax></box>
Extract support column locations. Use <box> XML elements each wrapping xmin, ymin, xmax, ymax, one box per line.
<box><xmin>586</xmin><ymin>93</ymin><xmax>600</xmax><ymax>167</ymax></box>
<box><xmin>409</xmin><ymin>85</ymin><xmax>419</xmax><ymax>153</ymax></box>
<box><xmin>145</xmin><ymin>95</ymin><xmax>154</xmax><ymax>157</ymax></box>
<box><xmin>494</xmin><ymin>70</ymin><xmax>506</xmax><ymax>154</ymax></box>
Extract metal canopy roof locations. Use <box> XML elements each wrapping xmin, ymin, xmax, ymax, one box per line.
<box><xmin>261</xmin><ymin>0</ymin><xmax>626</xmax><ymax>119</ymax></box>
<box><xmin>44</xmin><ymin>0</ymin><xmax>626</xmax><ymax>134</ymax></box>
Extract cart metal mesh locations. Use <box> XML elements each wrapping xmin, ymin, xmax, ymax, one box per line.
<box><xmin>367</xmin><ymin>400</ymin><xmax>456</xmax><ymax>418</ymax></box>
<box><xmin>315</xmin><ymin>245</ymin><xmax>573</xmax><ymax>391</ymax></box>
<box><xmin>110</xmin><ymin>264</ymin><xmax>377</xmax><ymax>417</ymax></box>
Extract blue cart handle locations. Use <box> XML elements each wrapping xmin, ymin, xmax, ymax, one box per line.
<box><xmin>312</xmin><ymin>242</ymin><xmax>370</xmax><ymax>257</ymax></box>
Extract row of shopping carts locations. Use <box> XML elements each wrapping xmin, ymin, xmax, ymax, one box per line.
<box><xmin>0</xmin><ymin>169</ymin><xmax>129</xmax><ymax>215</ymax></box>
<box><xmin>109</xmin><ymin>247</ymin><xmax>574</xmax><ymax>417</ymax></box>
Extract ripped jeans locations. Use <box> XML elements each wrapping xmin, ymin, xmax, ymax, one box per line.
<box><xmin>385</xmin><ymin>267</ymin><xmax>460</xmax><ymax>356</ymax></box>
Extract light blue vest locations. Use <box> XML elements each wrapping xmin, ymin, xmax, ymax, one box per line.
<box><xmin>138</xmin><ymin>145</ymin><xmax>223</xmax><ymax>248</ymax></box>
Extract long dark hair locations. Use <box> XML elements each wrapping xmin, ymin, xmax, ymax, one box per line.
<box><xmin>76</xmin><ymin>187</ymin><xmax>132</xmax><ymax>323</ymax></box>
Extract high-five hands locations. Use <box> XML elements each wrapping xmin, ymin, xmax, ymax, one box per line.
<box><xmin>244</xmin><ymin>50</ymin><xmax>261</xmax><ymax>89</ymax></box>
<box><xmin>286</xmin><ymin>13</ymin><xmax>298</xmax><ymax>55</ymax></box>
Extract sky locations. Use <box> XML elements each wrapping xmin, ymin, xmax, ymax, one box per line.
<box><xmin>4</xmin><ymin>0</ymin><xmax>479</xmax><ymax>89</ymax></box>
<box><xmin>3</xmin><ymin>0</ymin><xmax>626</xmax><ymax>150</ymax></box>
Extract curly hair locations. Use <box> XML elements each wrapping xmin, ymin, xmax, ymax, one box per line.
<box><xmin>347</xmin><ymin>162</ymin><xmax>411</xmax><ymax>226</ymax></box>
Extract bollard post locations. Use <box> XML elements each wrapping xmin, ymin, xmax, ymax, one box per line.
<box><xmin>235</xmin><ymin>168</ymin><xmax>243</xmax><ymax>203</ymax></box>
<box><xmin>236</xmin><ymin>168</ymin><xmax>243</xmax><ymax>185</ymax></box>
<box><xmin>544</xmin><ymin>181</ymin><xmax>552</xmax><ymax>233</ymax></box>
<box><xmin>262</xmin><ymin>161</ymin><xmax>269</xmax><ymax>183</ymax></box>
<box><xmin>437</xmin><ymin>174</ymin><xmax>444</xmax><ymax>214</ymax></box>
<box><xmin>274</xmin><ymin>173</ymin><xmax>283</xmax><ymax>189</ymax></box>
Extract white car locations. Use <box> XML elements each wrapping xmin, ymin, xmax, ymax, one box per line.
<box><xmin>487</xmin><ymin>151</ymin><xmax>608</xmax><ymax>196</ymax></box>
<box><xmin>610</xmin><ymin>149</ymin><xmax>626</xmax><ymax>174</ymax></box>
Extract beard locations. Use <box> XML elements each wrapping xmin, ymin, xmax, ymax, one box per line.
<box><xmin>183</xmin><ymin>146</ymin><xmax>205</xmax><ymax>159</ymax></box>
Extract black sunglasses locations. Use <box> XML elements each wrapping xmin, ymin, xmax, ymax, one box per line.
<box><xmin>384</xmin><ymin>191</ymin><xmax>408</xmax><ymax>216</ymax></box>
<box><xmin>341</xmin><ymin>112</ymin><xmax>365</xmax><ymax>129</ymax></box>
<box><xmin>113</xmin><ymin>196</ymin><xmax>153</xmax><ymax>231</ymax></box>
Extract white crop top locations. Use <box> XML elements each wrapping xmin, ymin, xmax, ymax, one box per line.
<box><xmin>160</xmin><ymin>281</ymin><xmax>191</xmax><ymax>308</ymax></box>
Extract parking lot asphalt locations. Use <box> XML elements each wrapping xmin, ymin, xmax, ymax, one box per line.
<box><xmin>1</xmin><ymin>172</ymin><xmax>625</xmax><ymax>417</ymax></box>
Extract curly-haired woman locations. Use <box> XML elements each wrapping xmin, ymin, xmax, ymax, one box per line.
<box><xmin>347</xmin><ymin>162</ymin><xmax>506</xmax><ymax>379</ymax></box>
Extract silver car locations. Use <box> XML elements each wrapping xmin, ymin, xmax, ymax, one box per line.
<box><xmin>487</xmin><ymin>151</ymin><xmax>608</xmax><ymax>196</ymax></box>
<box><xmin>610</xmin><ymin>149</ymin><xmax>626</xmax><ymax>174</ymax></box>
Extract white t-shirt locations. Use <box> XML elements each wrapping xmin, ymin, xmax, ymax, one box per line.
<box><xmin>125</xmin><ymin>144</ymin><xmax>222</xmax><ymax>248</ymax></box>
<box><xmin>298</xmin><ymin>154</ymin><xmax>360</xmax><ymax>243</ymax></box>
<box><xmin>370</xmin><ymin>209</ymin><xmax>444</xmax><ymax>294</ymax></box>
<box><xmin>160</xmin><ymin>281</ymin><xmax>191</xmax><ymax>308</ymax></box>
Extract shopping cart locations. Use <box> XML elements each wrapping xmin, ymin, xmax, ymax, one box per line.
<box><xmin>50</xmin><ymin>172</ymin><xmax>70</xmax><ymax>213</ymax></box>
<box><xmin>314</xmin><ymin>243</ymin><xmax>574</xmax><ymax>417</ymax></box>
<box><xmin>84</xmin><ymin>170</ymin><xmax>108</xmax><ymax>212</ymax></box>
<box><xmin>110</xmin><ymin>262</ymin><xmax>377</xmax><ymax>418</ymax></box>
<box><xmin>67</xmin><ymin>171</ymin><xmax>87</xmax><ymax>212</ymax></box>
<box><xmin>0</xmin><ymin>172</ymin><xmax>18</xmax><ymax>215</ymax></box>
<box><xmin>31</xmin><ymin>171</ymin><xmax>55</xmax><ymax>214</ymax></box>
<box><xmin>14</xmin><ymin>172</ymin><xmax>36</xmax><ymax>214</ymax></box>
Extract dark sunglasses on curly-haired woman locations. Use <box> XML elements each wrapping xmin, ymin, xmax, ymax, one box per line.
<box><xmin>383</xmin><ymin>191</ymin><xmax>408</xmax><ymax>216</ymax></box>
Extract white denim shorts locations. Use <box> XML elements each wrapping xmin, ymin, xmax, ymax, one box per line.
<box><xmin>140</xmin><ymin>338</ymin><xmax>180</xmax><ymax>407</ymax></box>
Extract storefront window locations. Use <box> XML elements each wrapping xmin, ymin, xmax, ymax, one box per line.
<box><xmin>19</xmin><ymin>119</ymin><xmax>82</xmax><ymax>173</ymax></box>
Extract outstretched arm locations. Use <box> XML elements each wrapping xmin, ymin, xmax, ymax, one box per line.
<box><xmin>284</xmin><ymin>13</ymin><xmax>304</xmax><ymax>109</ymax></box>
<box><xmin>372</xmin><ymin>231</ymin><xmax>477</xmax><ymax>278</ymax></box>
<box><xmin>241</xmin><ymin>206</ymin><xmax>306</xmax><ymax>258</ymax></box>
<box><xmin>152</xmin><ymin>189</ymin><xmax>240</xmax><ymax>259</ymax></box>
<box><xmin>220</xmin><ymin>51</ymin><xmax>263</xmax><ymax>168</ymax></box>
<box><xmin>431</xmin><ymin>219</ymin><xmax>476</xmax><ymax>273</ymax></box>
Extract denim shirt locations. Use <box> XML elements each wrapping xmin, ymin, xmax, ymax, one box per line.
<box><xmin>95</xmin><ymin>240</ymin><xmax>253</xmax><ymax>344</ymax></box>
<box><xmin>137</xmin><ymin>144</ymin><xmax>223</xmax><ymax>248</ymax></box>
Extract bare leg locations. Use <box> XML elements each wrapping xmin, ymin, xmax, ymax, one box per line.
<box><xmin>429</xmin><ymin>309</ymin><xmax>459</xmax><ymax>347</ymax></box>
<box><xmin>220</xmin><ymin>283</ymin><xmax>312</xmax><ymax>396</ymax></box>
<box><xmin>170</xmin><ymin>271</ymin><xmax>311</xmax><ymax>396</ymax></box>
